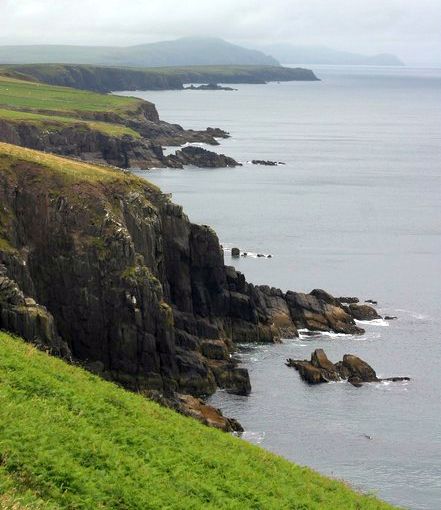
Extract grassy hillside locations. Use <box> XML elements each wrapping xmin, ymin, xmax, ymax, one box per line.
<box><xmin>0</xmin><ymin>331</ymin><xmax>397</xmax><ymax>509</ymax></box>
<box><xmin>0</xmin><ymin>37</ymin><xmax>278</xmax><ymax>67</ymax></box>
<box><xmin>0</xmin><ymin>74</ymin><xmax>161</xmax><ymax>163</ymax></box>
<box><xmin>0</xmin><ymin>74</ymin><xmax>142</xmax><ymax>115</ymax></box>
<box><xmin>0</xmin><ymin>63</ymin><xmax>318</xmax><ymax>93</ymax></box>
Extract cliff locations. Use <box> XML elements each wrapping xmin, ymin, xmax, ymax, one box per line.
<box><xmin>0</xmin><ymin>143</ymin><xmax>373</xmax><ymax>401</ymax></box>
<box><xmin>0</xmin><ymin>74</ymin><xmax>230</xmax><ymax>169</ymax></box>
<box><xmin>1</xmin><ymin>63</ymin><xmax>319</xmax><ymax>93</ymax></box>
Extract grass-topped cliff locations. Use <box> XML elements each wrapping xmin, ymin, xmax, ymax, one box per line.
<box><xmin>1</xmin><ymin>63</ymin><xmax>318</xmax><ymax>93</ymax></box>
<box><xmin>0</xmin><ymin>63</ymin><xmax>317</xmax><ymax>169</ymax></box>
<box><xmin>0</xmin><ymin>74</ymin><xmax>227</xmax><ymax>169</ymax></box>
<box><xmin>0</xmin><ymin>331</ymin><xmax>397</xmax><ymax>509</ymax></box>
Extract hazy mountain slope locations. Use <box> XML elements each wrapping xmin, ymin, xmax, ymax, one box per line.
<box><xmin>0</xmin><ymin>37</ymin><xmax>279</xmax><ymax>67</ymax></box>
<box><xmin>257</xmin><ymin>43</ymin><xmax>404</xmax><ymax>66</ymax></box>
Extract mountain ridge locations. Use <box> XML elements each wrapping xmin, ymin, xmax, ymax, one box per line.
<box><xmin>252</xmin><ymin>43</ymin><xmax>404</xmax><ymax>66</ymax></box>
<box><xmin>0</xmin><ymin>37</ymin><xmax>279</xmax><ymax>67</ymax></box>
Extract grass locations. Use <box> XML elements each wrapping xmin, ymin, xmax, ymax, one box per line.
<box><xmin>0</xmin><ymin>108</ymin><xmax>140</xmax><ymax>138</ymax></box>
<box><xmin>0</xmin><ymin>75</ymin><xmax>140</xmax><ymax>114</ymax></box>
<box><xmin>0</xmin><ymin>142</ymin><xmax>150</xmax><ymax>185</ymax></box>
<box><xmin>0</xmin><ymin>331</ymin><xmax>398</xmax><ymax>510</ymax></box>
<box><xmin>0</xmin><ymin>74</ymin><xmax>149</xmax><ymax>145</ymax></box>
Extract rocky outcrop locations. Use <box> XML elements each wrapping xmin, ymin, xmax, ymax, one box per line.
<box><xmin>166</xmin><ymin>146</ymin><xmax>241</xmax><ymax>168</ymax></box>
<box><xmin>285</xmin><ymin>289</ymin><xmax>365</xmax><ymax>335</ymax></box>
<box><xmin>0</xmin><ymin>149</ymin><xmax>381</xmax><ymax>402</ymax></box>
<box><xmin>184</xmin><ymin>84</ymin><xmax>237</xmax><ymax>91</ymax></box>
<box><xmin>347</xmin><ymin>303</ymin><xmax>381</xmax><ymax>321</ymax></box>
<box><xmin>0</xmin><ymin>264</ymin><xmax>69</xmax><ymax>357</ymax></box>
<box><xmin>287</xmin><ymin>349</ymin><xmax>410</xmax><ymax>387</ymax></box>
<box><xmin>145</xmin><ymin>390</ymin><xmax>243</xmax><ymax>432</ymax></box>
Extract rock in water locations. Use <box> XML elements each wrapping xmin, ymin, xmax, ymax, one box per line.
<box><xmin>251</xmin><ymin>160</ymin><xmax>285</xmax><ymax>166</ymax></box>
<box><xmin>167</xmin><ymin>146</ymin><xmax>240</xmax><ymax>168</ymax></box>
<box><xmin>337</xmin><ymin>296</ymin><xmax>359</xmax><ymax>304</ymax></box>
<box><xmin>184</xmin><ymin>83</ymin><xmax>237</xmax><ymax>91</ymax></box>
<box><xmin>287</xmin><ymin>349</ymin><xmax>410</xmax><ymax>387</ymax></box>
<box><xmin>348</xmin><ymin>304</ymin><xmax>381</xmax><ymax>321</ymax></box>
<box><xmin>340</xmin><ymin>354</ymin><xmax>378</xmax><ymax>384</ymax></box>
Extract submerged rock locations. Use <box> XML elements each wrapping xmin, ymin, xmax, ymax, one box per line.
<box><xmin>287</xmin><ymin>349</ymin><xmax>410</xmax><ymax>387</ymax></box>
<box><xmin>251</xmin><ymin>160</ymin><xmax>285</xmax><ymax>166</ymax></box>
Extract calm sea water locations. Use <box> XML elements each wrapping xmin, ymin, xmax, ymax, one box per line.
<box><xmin>119</xmin><ymin>66</ymin><xmax>441</xmax><ymax>509</ymax></box>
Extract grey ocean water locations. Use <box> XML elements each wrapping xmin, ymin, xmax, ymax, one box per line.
<box><xmin>121</xmin><ymin>66</ymin><xmax>441</xmax><ymax>509</ymax></box>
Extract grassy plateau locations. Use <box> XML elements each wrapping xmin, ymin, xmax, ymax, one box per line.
<box><xmin>0</xmin><ymin>74</ymin><xmax>140</xmax><ymax>114</ymax></box>
<box><xmin>0</xmin><ymin>74</ymin><xmax>147</xmax><ymax>143</ymax></box>
<box><xmin>0</xmin><ymin>330</ymin><xmax>398</xmax><ymax>510</ymax></box>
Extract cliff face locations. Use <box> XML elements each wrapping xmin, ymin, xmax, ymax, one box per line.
<box><xmin>0</xmin><ymin>145</ymin><xmax>367</xmax><ymax>398</ymax></box>
<box><xmin>0</xmin><ymin>120</ymin><xmax>166</xmax><ymax>169</ymax></box>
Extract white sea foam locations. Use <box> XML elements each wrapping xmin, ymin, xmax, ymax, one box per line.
<box><xmin>221</xmin><ymin>246</ymin><xmax>272</xmax><ymax>259</ymax></box>
<box><xmin>355</xmin><ymin>318</ymin><xmax>389</xmax><ymax>327</ymax></box>
<box><xmin>298</xmin><ymin>329</ymin><xmax>348</xmax><ymax>340</ymax></box>
<box><xmin>395</xmin><ymin>309</ymin><xmax>430</xmax><ymax>320</ymax></box>
<box><xmin>241</xmin><ymin>431</ymin><xmax>266</xmax><ymax>444</ymax></box>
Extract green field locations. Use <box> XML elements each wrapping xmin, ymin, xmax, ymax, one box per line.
<box><xmin>0</xmin><ymin>74</ymin><xmax>140</xmax><ymax>114</ymax></box>
<box><xmin>0</xmin><ymin>330</ymin><xmax>397</xmax><ymax>510</ymax></box>
<box><xmin>0</xmin><ymin>74</ymin><xmax>149</xmax><ymax>145</ymax></box>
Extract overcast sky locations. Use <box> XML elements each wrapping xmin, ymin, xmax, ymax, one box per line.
<box><xmin>0</xmin><ymin>0</ymin><xmax>440</xmax><ymax>65</ymax></box>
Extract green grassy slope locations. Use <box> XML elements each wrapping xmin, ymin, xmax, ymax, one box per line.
<box><xmin>0</xmin><ymin>75</ymin><xmax>153</xmax><ymax>147</ymax></box>
<box><xmin>0</xmin><ymin>331</ymin><xmax>398</xmax><ymax>510</ymax></box>
<box><xmin>0</xmin><ymin>75</ymin><xmax>140</xmax><ymax>114</ymax></box>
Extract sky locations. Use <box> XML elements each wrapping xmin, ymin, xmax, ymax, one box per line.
<box><xmin>0</xmin><ymin>0</ymin><xmax>440</xmax><ymax>65</ymax></box>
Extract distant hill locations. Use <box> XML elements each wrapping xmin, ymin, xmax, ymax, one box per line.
<box><xmin>256</xmin><ymin>44</ymin><xmax>404</xmax><ymax>66</ymax></box>
<box><xmin>0</xmin><ymin>37</ymin><xmax>279</xmax><ymax>67</ymax></box>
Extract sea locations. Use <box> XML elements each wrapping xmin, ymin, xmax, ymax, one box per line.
<box><xmin>116</xmin><ymin>65</ymin><xmax>441</xmax><ymax>509</ymax></box>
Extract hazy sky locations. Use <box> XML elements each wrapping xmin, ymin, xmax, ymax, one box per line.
<box><xmin>1</xmin><ymin>0</ymin><xmax>440</xmax><ymax>64</ymax></box>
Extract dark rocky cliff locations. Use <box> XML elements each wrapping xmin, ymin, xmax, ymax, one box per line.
<box><xmin>2</xmin><ymin>64</ymin><xmax>319</xmax><ymax>93</ymax></box>
<box><xmin>0</xmin><ymin>145</ymin><xmax>371</xmax><ymax>400</ymax></box>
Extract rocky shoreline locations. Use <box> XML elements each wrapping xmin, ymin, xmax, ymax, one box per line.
<box><xmin>0</xmin><ymin>144</ymin><xmax>388</xmax><ymax>430</ymax></box>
